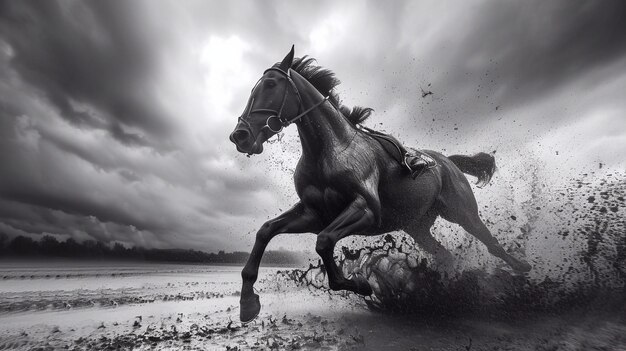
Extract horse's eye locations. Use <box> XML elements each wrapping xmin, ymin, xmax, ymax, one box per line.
<box><xmin>265</xmin><ymin>80</ymin><xmax>277</xmax><ymax>88</ymax></box>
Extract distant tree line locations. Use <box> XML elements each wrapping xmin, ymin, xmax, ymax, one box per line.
<box><xmin>0</xmin><ymin>234</ymin><xmax>306</xmax><ymax>265</ymax></box>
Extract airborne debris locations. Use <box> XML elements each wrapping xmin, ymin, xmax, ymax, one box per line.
<box><xmin>420</xmin><ymin>87</ymin><xmax>433</xmax><ymax>98</ymax></box>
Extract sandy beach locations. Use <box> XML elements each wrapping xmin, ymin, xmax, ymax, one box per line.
<box><xmin>0</xmin><ymin>260</ymin><xmax>624</xmax><ymax>351</ymax></box>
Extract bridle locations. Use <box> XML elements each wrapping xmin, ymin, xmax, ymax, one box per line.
<box><xmin>238</xmin><ymin>67</ymin><xmax>329</xmax><ymax>136</ymax></box>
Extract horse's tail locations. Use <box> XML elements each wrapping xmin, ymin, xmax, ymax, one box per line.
<box><xmin>448</xmin><ymin>152</ymin><xmax>496</xmax><ymax>188</ymax></box>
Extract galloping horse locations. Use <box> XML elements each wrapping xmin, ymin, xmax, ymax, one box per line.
<box><xmin>229</xmin><ymin>46</ymin><xmax>531</xmax><ymax>322</ymax></box>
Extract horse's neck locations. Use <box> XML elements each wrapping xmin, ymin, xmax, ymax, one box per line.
<box><xmin>292</xmin><ymin>75</ymin><xmax>355</xmax><ymax>160</ymax></box>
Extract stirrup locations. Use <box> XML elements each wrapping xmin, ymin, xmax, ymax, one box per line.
<box><xmin>404</xmin><ymin>154</ymin><xmax>428</xmax><ymax>179</ymax></box>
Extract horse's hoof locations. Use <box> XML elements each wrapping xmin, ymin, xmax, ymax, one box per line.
<box><xmin>240</xmin><ymin>293</ymin><xmax>261</xmax><ymax>323</ymax></box>
<box><xmin>505</xmin><ymin>256</ymin><xmax>532</xmax><ymax>273</ymax></box>
<box><xmin>352</xmin><ymin>275</ymin><xmax>373</xmax><ymax>296</ymax></box>
<box><xmin>512</xmin><ymin>260</ymin><xmax>532</xmax><ymax>273</ymax></box>
<box><xmin>490</xmin><ymin>247</ymin><xmax>532</xmax><ymax>273</ymax></box>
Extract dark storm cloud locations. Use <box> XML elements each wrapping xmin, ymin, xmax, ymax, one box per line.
<box><xmin>324</xmin><ymin>0</ymin><xmax>626</xmax><ymax>119</ymax></box>
<box><xmin>0</xmin><ymin>185</ymin><xmax>155</xmax><ymax>233</ymax></box>
<box><xmin>0</xmin><ymin>1</ymin><xmax>173</xmax><ymax>149</ymax></box>
<box><xmin>0</xmin><ymin>0</ymin><xmax>307</xmax><ymax>251</ymax></box>
<box><xmin>0</xmin><ymin>0</ymin><xmax>624</xmax><ymax>253</ymax></box>
<box><xmin>0</xmin><ymin>199</ymin><xmax>170</xmax><ymax>248</ymax></box>
<box><xmin>444</xmin><ymin>0</ymin><xmax>626</xmax><ymax>105</ymax></box>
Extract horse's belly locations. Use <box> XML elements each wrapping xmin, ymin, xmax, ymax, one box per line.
<box><xmin>378</xmin><ymin>169</ymin><xmax>440</xmax><ymax>228</ymax></box>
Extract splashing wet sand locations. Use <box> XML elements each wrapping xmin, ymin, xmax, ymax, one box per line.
<box><xmin>284</xmin><ymin>172</ymin><xmax>625</xmax><ymax>320</ymax></box>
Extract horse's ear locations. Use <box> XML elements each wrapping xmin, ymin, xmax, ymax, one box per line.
<box><xmin>278</xmin><ymin>45</ymin><xmax>295</xmax><ymax>71</ymax></box>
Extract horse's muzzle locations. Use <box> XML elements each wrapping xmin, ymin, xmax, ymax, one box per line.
<box><xmin>230</xmin><ymin>128</ymin><xmax>263</xmax><ymax>155</ymax></box>
<box><xmin>230</xmin><ymin>129</ymin><xmax>250</xmax><ymax>145</ymax></box>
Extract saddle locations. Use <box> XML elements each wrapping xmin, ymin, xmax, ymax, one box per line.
<box><xmin>359</xmin><ymin>126</ymin><xmax>438</xmax><ymax>179</ymax></box>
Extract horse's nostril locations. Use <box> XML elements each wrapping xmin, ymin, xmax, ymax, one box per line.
<box><xmin>231</xmin><ymin>129</ymin><xmax>250</xmax><ymax>144</ymax></box>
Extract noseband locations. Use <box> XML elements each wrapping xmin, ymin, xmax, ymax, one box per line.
<box><xmin>238</xmin><ymin>67</ymin><xmax>329</xmax><ymax>135</ymax></box>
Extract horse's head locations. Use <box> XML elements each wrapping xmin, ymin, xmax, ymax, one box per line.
<box><xmin>230</xmin><ymin>46</ymin><xmax>302</xmax><ymax>155</ymax></box>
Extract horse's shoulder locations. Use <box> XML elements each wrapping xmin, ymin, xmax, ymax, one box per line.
<box><xmin>296</xmin><ymin>183</ymin><xmax>324</xmax><ymax>203</ymax></box>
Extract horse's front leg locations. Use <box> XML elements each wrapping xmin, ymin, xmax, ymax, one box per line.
<box><xmin>240</xmin><ymin>202</ymin><xmax>320</xmax><ymax>322</ymax></box>
<box><xmin>316</xmin><ymin>194</ymin><xmax>377</xmax><ymax>295</ymax></box>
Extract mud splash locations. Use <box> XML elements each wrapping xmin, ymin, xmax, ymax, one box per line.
<box><xmin>281</xmin><ymin>172</ymin><xmax>626</xmax><ymax>317</ymax></box>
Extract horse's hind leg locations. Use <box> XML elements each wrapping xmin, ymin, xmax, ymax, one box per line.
<box><xmin>404</xmin><ymin>211</ymin><xmax>454</xmax><ymax>266</ymax></box>
<box><xmin>437</xmin><ymin>179</ymin><xmax>531</xmax><ymax>272</ymax></box>
<box><xmin>456</xmin><ymin>214</ymin><xmax>531</xmax><ymax>272</ymax></box>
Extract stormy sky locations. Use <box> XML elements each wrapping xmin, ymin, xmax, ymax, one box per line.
<box><xmin>0</xmin><ymin>0</ymin><xmax>625</xmax><ymax>252</ymax></box>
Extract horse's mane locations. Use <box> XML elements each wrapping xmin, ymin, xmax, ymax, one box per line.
<box><xmin>277</xmin><ymin>57</ymin><xmax>373</xmax><ymax>126</ymax></box>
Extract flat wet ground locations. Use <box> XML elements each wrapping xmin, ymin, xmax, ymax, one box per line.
<box><xmin>1</xmin><ymin>261</ymin><xmax>624</xmax><ymax>350</ymax></box>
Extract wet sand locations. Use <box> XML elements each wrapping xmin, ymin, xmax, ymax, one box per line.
<box><xmin>1</xmin><ymin>261</ymin><xmax>625</xmax><ymax>351</ymax></box>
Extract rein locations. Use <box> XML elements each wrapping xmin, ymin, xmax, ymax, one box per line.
<box><xmin>239</xmin><ymin>67</ymin><xmax>329</xmax><ymax>135</ymax></box>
